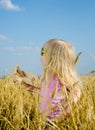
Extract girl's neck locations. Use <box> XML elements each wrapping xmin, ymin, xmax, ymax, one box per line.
<box><xmin>46</xmin><ymin>71</ymin><xmax>56</xmax><ymax>83</ymax></box>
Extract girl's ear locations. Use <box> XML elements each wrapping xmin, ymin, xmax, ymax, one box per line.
<box><xmin>75</xmin><ymin>52</ymin><xmax>82</xmax><ymax>64</ymax></box>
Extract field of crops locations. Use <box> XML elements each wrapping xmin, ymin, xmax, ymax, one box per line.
<box><xmin>0</xmin><ymin>74</ymin><xmax>95</xmax><ymax>130</ymax></box>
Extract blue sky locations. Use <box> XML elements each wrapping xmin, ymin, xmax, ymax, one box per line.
<box><xmin>0</xmin><ymin>0</ymin><xmax>95</xmax><ymax>76</ymax></box>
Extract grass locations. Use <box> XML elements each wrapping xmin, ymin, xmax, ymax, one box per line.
<box><xmin>0</xmin><ymin>74</ymin><xmax>95</xmax><ymax>130</ymax></box>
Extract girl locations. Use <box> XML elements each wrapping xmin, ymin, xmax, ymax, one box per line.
<box><xmin>27</xmin><ymin>39</ymin><xmax>81</xmax><ymax>121</ymax></box>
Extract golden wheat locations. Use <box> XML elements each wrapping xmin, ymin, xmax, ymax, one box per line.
<box><xmin>0</xmin><ymin>75</ymin><xmax>95</xmax><ymax>130</ymax></box>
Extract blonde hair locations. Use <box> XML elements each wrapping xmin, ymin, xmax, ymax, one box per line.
<box><xmin>42</xmin><ymin>39</ymin><xmax>80</xmax><ymax>89</ymax></box>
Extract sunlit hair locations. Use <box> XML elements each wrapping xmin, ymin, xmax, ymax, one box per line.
<box><xmin>42</xmin><ymin>39</ymin><xmax>80</xmax><ymax>89</ymax></box>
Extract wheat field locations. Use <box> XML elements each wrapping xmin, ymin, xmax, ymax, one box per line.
<box><xmin>0</xmin><ymin>74</ymin><xmax>95</xmax><ymax>130</ymax></box>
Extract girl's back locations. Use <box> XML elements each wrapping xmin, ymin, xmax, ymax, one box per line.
<box><xmin>40</xmin><ymin>74</ymin><xmax>70</xmax><ymax>121</ymax></box>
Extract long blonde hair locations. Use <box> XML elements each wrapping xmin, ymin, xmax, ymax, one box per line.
<box><xmin>42</xmin><ymin>39</ymin><xmax>80</xmax><ymax>89</ymax></box>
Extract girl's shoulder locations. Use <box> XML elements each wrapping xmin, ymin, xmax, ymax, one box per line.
<box><xmin>48</xmin><ymin>75</ymin><xmax>62</xmax><ymax>89</ymax></box>
<box><xmin>41</xmin><ymin>74</ymin><xmax>62</xmax><ymax>89</ymax></box>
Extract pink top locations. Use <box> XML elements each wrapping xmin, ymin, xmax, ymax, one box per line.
<box><xmin>40</xmin><ymin>76</ymin><xmax>67</xmax><ymax>121</ymax></box>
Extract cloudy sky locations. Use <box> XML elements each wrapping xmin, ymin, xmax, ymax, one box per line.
<box><xmin>0</xmin><ymin>0</ymin><xmax>95</xmax><ymax>76</ymax></box>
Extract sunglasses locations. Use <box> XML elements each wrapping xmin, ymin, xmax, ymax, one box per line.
<box><xmin>40</xmin><ymin>47</ymin><xmax>47</xmax><ymax>56</ymax></box>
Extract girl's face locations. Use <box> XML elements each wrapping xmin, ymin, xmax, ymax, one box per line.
<box><xmin>41</xmin><ymin>54</ymin><xmax>47</xmax><ymax>66</ymax></box>
<box><xmin>40</xmin><ymin>45</ymin><xmax>48</xmax><ymax>67</ymax></box>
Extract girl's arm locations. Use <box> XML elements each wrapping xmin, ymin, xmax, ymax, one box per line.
<box><xmin>26</xmin><ymin>85</ymin><xmax>40</xmax><ymax>93</ymax></box>
<box><xmin>73</xmin><ymin>87</ymin><xmax>81</xmax><ymax>103</ymax></box>
<box><xmin>22</xmin><ymin>81</ymin><xmax>40</xmax><ymax>93</ymax></box>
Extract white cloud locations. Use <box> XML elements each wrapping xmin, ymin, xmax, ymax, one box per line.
<box><xmin>0</xmin><ymin>34</ymin><xmax>8</xmax><ymax>40</ymax></box>
<box><xmin>2</xmin><ymin>46</ymin><xmax>32</xmax><ymax>52</ymax></box>
<box><xmin>3</xmin><ymin>47</ymin><xmax>15</xmax><ymax>52</ymax></box>
<box><xmin>0</xmin><ymin>0</ymin><xmax>21</xmax><ymax>11</ymax></box>
<box><xmin>1</xmin><ymin>46</ymin><xmax>40</xmax><ymax>54</ymax></box>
